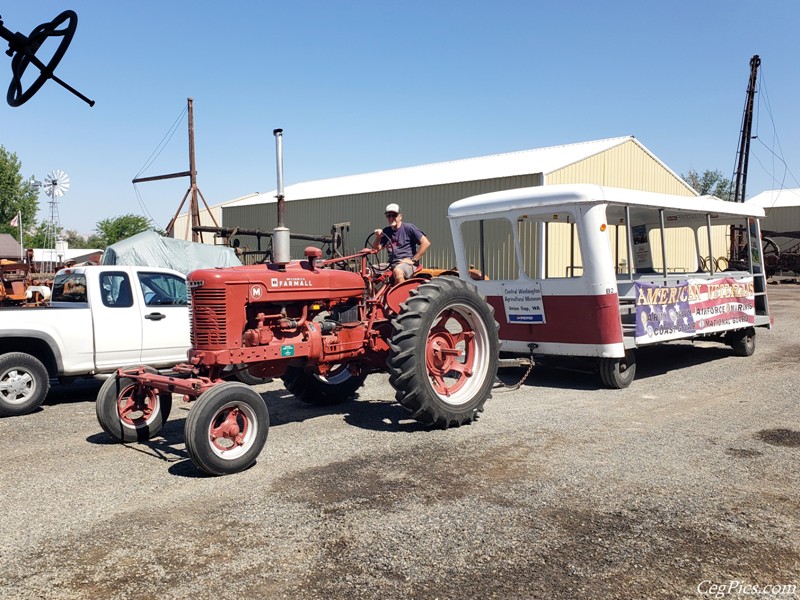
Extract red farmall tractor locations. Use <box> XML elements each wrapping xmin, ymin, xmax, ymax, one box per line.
<box><xmin>96</xmin><ymin>131</ymin><xmax>499</xmax><ymax>475</ymax></box>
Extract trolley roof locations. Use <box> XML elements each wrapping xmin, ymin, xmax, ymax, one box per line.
<box><xmin>447</xmin><ymin>184</ymin><xmax>766</xmax><ymax>220</ymax></box>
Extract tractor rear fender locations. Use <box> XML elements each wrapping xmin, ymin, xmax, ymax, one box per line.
<box><xmin>385</xmin><ymin>278</ymin><xmax>426</xmax><ymax>315</ymax></box>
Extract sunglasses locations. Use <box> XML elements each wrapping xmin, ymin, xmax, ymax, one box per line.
<box><xmin>385</xmin><ymin>212</ymin><xmax>398</xmax><ymax>218</ymax></box>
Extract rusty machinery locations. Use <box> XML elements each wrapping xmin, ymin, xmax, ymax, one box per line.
<box><xmin>761</xmin><ymin>232</ymin><xmax>800</xmax><ymax>277</ymax></box>
<box><xmin>96</xmin><ymin>131</ymin><xmax>500</xmax><ymax>476</ymax></box>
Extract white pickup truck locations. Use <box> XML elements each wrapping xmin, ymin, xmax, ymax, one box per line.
<box><xmin>0</xmin><ymin>265</ymin><xmax>191</xmax><ymax>417</ymax></box>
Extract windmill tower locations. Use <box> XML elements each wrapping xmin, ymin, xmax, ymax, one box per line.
<box><xmin>42</xmin><ymin>169</ymin><xmax>70</xmax><ymax>273</ymax></box>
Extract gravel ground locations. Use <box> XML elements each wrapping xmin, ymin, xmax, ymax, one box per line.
<box><xmin>1</xmin><ymin>286</ymin><xmax>799</xmax><ymax>600</ymax></box>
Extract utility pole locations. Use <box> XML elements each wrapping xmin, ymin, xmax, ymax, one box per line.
<box><xmin>131</xmin><ymin>97</ymin><xmax>219</xmax><ymax>242</ymax></box>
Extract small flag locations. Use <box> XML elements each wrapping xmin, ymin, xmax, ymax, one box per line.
<box><xmin>10</xmin><ymin>212</ymin><xmax>19</xmax><ymax>227</ymax></box>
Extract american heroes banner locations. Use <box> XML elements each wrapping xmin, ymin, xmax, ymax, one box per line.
<box><xmin>634</xmin><ymin>277</ymin><xmax>755</xmax><ymax>344</ymax></box>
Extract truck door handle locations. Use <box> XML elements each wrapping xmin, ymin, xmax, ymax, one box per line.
<box><xmin>145</xmin><ymin>312</ymin><xmax>166</xmax><ymax>321</ymax></box>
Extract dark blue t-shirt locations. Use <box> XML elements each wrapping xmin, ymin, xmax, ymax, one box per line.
<box><xmin>381</xmin><ymin>222</ymin><xmax>425</xmax><ymax>263</ymax></box>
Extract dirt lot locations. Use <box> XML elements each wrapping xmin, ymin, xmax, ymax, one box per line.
<box><xmin>1</xmin><ymin>286</ymin><xmax>799</xmax><ymax>600</ymax></box>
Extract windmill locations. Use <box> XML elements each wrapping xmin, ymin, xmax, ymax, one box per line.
<box><xmin>42</xmin><ymin>169</ymin><xmax>69</xmax><ymax>273</ymax></box>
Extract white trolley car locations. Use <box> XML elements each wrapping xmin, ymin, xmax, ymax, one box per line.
<box><xmin>448</xmin><ymin>184</ymin><xmax>771</xmax><ymax>388</ymax></box>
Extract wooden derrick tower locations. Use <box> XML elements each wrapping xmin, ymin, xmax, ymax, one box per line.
<box><xmin>132</xmin><ymin>97</ymin><xmax>219</xmax><ymax>242</ymax></box>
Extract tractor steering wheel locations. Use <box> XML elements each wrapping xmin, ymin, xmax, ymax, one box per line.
<box><xmin>7</xmin><ymin>10</ymin><xmax>77</xmax><ymax>107</ymax></box>
<box><xmin>364</xmin><ymin>231</ymin><xmax>389</xmax><ymax>274</ymax></box>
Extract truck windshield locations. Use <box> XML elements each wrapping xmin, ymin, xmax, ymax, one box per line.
<box><xmin>52</xmin><ymin>272</ymin><xmax>87</xmax><ymax>303</ymax></box>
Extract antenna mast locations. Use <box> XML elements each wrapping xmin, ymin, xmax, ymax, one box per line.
<box><xmin>131</xmin><ymin>97</ymin><xmax>219</xmax><ymax>242</ymax></box>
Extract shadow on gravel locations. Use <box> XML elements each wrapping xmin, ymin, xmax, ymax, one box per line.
<box><xmin>496</xmin><ymin>342</ymin><xmax>736</xmax><ymax>391</ymax></box>
<box><xmin>262</xmin><ymin>389</ymin><xmax>425</xmax><ymax>434</ymax></box>
<box><xmin>43</xmin><ymin>378</ymin><xmax>103</xmax><ymax>407</ymax></box>
<box><xmin>262</xmin><ymin>389</ymin><xmax>359</xmax><ymax>427</ymax></box>
<box><xmin>342</xmin><ymin>401</ymin><xmax>428</xmax><ymax>433</ymax></box>
<box><xmin>86</xmin><ymin>417</ymin><xmax>191</xmax><ymax>470</ymax></box>
<box><xmin>757</xmin><ymin>428</ymin><xmax>800</xmax><ymax>447</ymax></box>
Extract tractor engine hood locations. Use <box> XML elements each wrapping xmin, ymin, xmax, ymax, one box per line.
<box><xmin>188</xmin><ymin>260</ymin><xmax>366</xmax><ymax>303</ymax></box>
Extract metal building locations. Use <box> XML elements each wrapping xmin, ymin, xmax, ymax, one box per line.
<box><xmin>174</xmin><ymin>136</ymin><xmax>697</xmax><ymax>269</ymax></box>
<box><xmin>746</xmin><ymin>188</ymin><xmax>800</xmax><ymax>247</ymax></box>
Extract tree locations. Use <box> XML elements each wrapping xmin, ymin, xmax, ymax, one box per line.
<box><xmin>92</xmin><ymin>214</ymin><xmax>156</xmax><ymax>248</ymax></box>
<box><xmin>682</xmin><ymin>169</ymin><xmax>733</xmax><ymax>201</ymax></box>
<box><xmin>0</xmin><ymin>146</ymin><xmax>39</xmax><ymax>237</ymax></box>
<box><xmin>26</xmin><ymin>220</ymin><xmax>61</xmax><ymax>249</ymax></box>
<box><xmin>63</xmin><ymin>229</ymin><xmax>90</xmax><ymax>249</ymax></box>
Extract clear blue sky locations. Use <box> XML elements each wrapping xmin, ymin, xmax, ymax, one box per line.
<box><xmin>2</xmin><ymin>1</ymin><xmax>798</xmax><ymax>235</ymax></box>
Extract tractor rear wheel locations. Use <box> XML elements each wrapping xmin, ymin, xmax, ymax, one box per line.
<box><xmin>230</xmin><ymin>364</ymin><xmax>273</xmax><ymax>386</ymax></box>
<box><xmin>387</xmin><ymin>276</ymin><xmax>499</xmax><ymax>427</ymax></box>
<box><xmin>185</xmin><ymin>382</ymin><xmax>269</xmax><ymax>476</ymax></box>
<box><xmin>282</xmin><ymin>365</ymin><xmax>365</xmax><ymax>406</ymax></box>
<box><xmin>95</xmin><ymin>367</ymin><xmax>172</xmax><ymax>442</ymax></box>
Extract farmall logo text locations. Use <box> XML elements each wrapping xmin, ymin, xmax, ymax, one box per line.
<box><xmin>270</xmin><ymin>277</ymin><xmax>313</xmax><ymax>288</ymax></box>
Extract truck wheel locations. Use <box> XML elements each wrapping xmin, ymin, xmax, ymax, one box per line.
<box><xmin>0</xmin><ymin>352</ymin><xmax>50</xmax><ymax>417</ymax></box>
<box><xmin>95</xmin><ymin>368</ymin><xmax>172</xmax><ymax>442</ymax></box>
<box><xmin>282</xmin><ymin>365</ymin><xmax>365</xmax><ymax>406</ymax></box>
<box><xmin>599</xmin><ymin>350</ymin><xmax>636</xmax><ymax>389</ymax></box>
<box><xmin>184</xmin><ymin>382</ymin><xmax>269</xmax><ymax>476</ymax></box>
<box><xmin>728</xmin><ymin>328</ymin><xmax>756</xmax><ymax>357</ymax></box>
<box><xmin>387</xmin><ymin>276</ymin><xmax>499</xmax><ymax>427</ymax></box>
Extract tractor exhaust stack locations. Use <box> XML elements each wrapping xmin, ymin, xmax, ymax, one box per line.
<box><xmin>272</xmin><ymin>128</ymin><xmax>290</xmax><ymax>264</ymax></box>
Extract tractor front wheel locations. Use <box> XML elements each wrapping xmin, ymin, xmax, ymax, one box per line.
<box><xmin>96</xmin><ymin>368</ymin><xmax>172</xmax><ymax>442</ymax></box>
<box><xmin>387</xmin><ymin>276</ymin><xmax>499</xmax><ymax>427</ymax></box>
<box><xmin>184</xmin><ymin>382</ymin><xmax>269</xmax><ymax>476</ymax></box>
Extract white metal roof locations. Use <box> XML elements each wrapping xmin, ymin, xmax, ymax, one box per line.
<box><xmin>745</xmin><ymin>188</ymin><xmax>800</xmax><ymax>209</ymax></box>
<box><xmin>32</xmin><ymin>248</ymin><xmax>103</xmax><ymax>262</ymax></box>
<box><xmin>447</xmin><ymin>184</ymin><xmax>766</xmax><ymax>220</ymax></box>
<box><xmin>227</xmin><ymin>136</ymin><xmax>671</xmax><ymax>208</ymax></box>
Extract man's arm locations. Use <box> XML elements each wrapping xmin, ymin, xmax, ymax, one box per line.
<box><xmin>411</xmin><ymin>235</ymin><xmax>431</xmax><ymax>264</ymax></box>
<box><xmin>372</xmin><ymin>229</ymin><xmax>385</xmax><ymax>250</ymax></box>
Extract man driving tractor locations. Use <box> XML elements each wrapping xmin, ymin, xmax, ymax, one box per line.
<box><xmin>372</xmin><ymin>203</ymin><xmax>431</xmax><ymax>283</ymax></box>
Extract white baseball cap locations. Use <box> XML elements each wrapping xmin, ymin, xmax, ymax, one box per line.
<box><xmin>385</xmin><ymin>203</ymin><xmax>400</xmax><ymax>214</ymax></box>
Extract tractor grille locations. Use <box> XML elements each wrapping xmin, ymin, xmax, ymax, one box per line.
<box><xmin>190</xmin><ymin>288</ymin><xmax>227</xmax><ymax>348</ymax></box>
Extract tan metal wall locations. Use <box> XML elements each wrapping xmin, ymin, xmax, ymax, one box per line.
<box><xmin>224</xmin><ymin>174</ymin><xmax>542</xmax><ymax>270</ymax></box>
<box><xmin>546</xmin><ymin>140</ymin><xmax>695</xmax><ymax>197</ymax></box>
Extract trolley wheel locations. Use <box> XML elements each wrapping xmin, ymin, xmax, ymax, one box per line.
<box><xmin>95</xmin><ymin>367</ymin><xmax>172</xmax><ymax>442</ymax></box>
<box><xmin>728</xmin><ymin>327</ymin><xmax>756</xmax><ymax>357</ymax></box>
<box><xmin>184</xmin><ymin>382</ymin><xmax>269</xmax><ymax>476</ymax></box>
<box><xmin>599</xmin><ymin>350</ymin><xmax>637</xmax><ymax>389</ymax></box>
